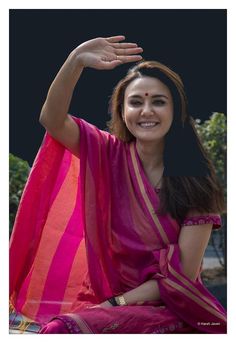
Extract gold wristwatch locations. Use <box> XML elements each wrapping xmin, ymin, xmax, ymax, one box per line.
<box><xmin>115</xmin><ymin>295</ymin><xmax>127</xmax><ymax>306</ymax></box>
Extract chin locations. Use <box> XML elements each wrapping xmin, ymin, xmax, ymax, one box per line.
<box><xmin>126</xmin><ymin>126</ymin><xmax>167</xmax><ymax>143</ymax></box>
<box><xmin>134</xmin><ymin>134</ymin><xmax>165</xmax><ymax>144</ymax></box>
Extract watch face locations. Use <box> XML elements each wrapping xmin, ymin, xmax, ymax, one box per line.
<box><xmin>118</xmin><ymin>296</ymin><xmax>126</xmax><ymax>305</ymax></box>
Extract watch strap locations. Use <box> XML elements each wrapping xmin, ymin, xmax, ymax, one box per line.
<box><xmin>107</xmin><ymin>296</ymin><xmax>118</xmax><ymax>306</ymax></box>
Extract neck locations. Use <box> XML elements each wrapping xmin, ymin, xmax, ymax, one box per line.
<box><xmin>136</xmin><ymin>139</ymin><xmax>164</xmax><ymax>171</ymax></box>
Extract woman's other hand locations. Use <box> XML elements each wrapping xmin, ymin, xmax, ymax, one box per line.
<box><xmin>89</xmin><ymin>300</ymin><xmax>113</xmax><ymax>308</ymax></box>
<box><xmin>74</xmin><ymin>35</ymin><xmax>143</xmax><ymax>70</ymax></box>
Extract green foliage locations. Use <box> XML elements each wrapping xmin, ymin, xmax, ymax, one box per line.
<box><xmin>195</xmin><ymin>112</ymin><xmax>226</xmax><ymax>192</ymax></box>
<box><xmin>195</xmin><ymin>113</ymin><xmax>227</xmax><ymax>268</ymax></box>
<box><xmin>9</xmin><ymin>153</ymin><xmax>30</xmax><ymax>236</ymax></box>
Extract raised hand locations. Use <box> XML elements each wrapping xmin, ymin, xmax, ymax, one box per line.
<box><xmin>75</xmin><ymin>35</ymin><xmax>143</xmax><ymax>70</ymax></box>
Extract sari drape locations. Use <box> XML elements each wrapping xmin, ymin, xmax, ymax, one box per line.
<box><xmin>9</xmin><ymin>115</ymin><xmax>226</xmax><ymax>333</ymax></box>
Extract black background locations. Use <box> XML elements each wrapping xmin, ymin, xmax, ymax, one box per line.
<box><xmin>10</xmin><ymin>9</ymin><xmax>227</xmax><ymax>165</ymax></box>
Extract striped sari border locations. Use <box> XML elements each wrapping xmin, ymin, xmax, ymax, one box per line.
<box><xmin>167</xmin><ymin>245</ymin><xmax>221</xmax><ymax>312</ymax></box>
<box><xmin>163</xmin><ymin>278</ymin><xmax>226</xmax><ymax>322</ymax></box>
<box><xmin>129</xmin><ymin>143</ymin><xmax>169</xmax><ymax>245</ymax></box>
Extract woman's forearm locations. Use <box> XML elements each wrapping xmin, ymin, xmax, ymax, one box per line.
<box><xmin>39</xmin><ymin>49</ymin><xmax>84</xmax><ymax>129</ymax></box>
<box><xmin>117</xmin><ymin>279</ymin><xmax>160</xmax><ymax>305</ymax></box>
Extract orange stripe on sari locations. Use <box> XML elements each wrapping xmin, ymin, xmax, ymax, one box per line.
<box><xmin>60</xmin><ymin>239</ymin><xmax>89</xmax><ymax>314</ymax></box>
<box><xmin>21</xmin><ymin>155</ymin><xmax>80</xmax><ymax>318</ymax></box>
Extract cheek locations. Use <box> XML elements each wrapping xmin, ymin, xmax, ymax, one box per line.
<box><xmin>160</xmin><ymin>105</ymin><xmax>173</xmax><ymax>121</ymax></box>
<box><xmin>123</xmin><ymin>107</ymin><xmax>137</xmax><ymax>122</ymax></box>
<box><xmin>124</xmin><ymin>104</ymin><xmax>137</xmax><ymax>113</ymax></box>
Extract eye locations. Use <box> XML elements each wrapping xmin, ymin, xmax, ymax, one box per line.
<box><xmin>130</xmin><ymin>101</ymin><xmax>142</xmax><ymax>106</ymax></box>
<box><xmin>153</xmin><ymin>100</ymin><xmax>166</xmax><ymax>106</ymax></box>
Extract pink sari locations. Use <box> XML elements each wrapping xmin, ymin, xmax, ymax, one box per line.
<box><xmin>10</xmin><ymin>116</ymin><xmax>226</xmax><ymax>334</ymax></box>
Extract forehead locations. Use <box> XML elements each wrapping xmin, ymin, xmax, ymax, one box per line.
<box><xmin>125</xmin><ymin>76</ymin><xmax>171</xmax><ymax>97</ymax></box>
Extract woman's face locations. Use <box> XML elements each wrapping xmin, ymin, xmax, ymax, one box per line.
<box><xmin>123</xmin><ymin>76</ymin><xmax>174</xmax><ymax>143</ymax></box>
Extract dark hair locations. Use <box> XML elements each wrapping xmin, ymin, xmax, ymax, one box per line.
<box><xmin>107</xmin><ymin>60</ymin><xmax>225</xmax><ymax>223</ymax></box>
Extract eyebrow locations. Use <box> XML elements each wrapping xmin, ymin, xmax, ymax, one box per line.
<box><xmin>127</xmin><ymin>94</ymin><xmax>169</xmax><ymax>99</ymax></box>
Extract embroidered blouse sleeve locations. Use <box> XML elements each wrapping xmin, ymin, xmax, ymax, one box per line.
<box><xmin>181</xmin><ymin>213</ymin><xmax>222</xmax><ymax>230</ymax></box>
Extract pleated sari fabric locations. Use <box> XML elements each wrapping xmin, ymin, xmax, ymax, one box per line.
<box><xmin>9</xmin><ymin>116</ymin><xmax>226</xmax><ymax>334</ymax></box>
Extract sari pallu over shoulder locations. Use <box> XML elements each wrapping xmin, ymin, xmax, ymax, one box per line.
<box><xmin>10</xmin><ymin>116</ymin><xmax>115</xmax><ymax>324</ymax></box>
<box><xmin>10</xmin><ymin>115</ymin><xmax>162</xmax><ymax>324</ymax></box>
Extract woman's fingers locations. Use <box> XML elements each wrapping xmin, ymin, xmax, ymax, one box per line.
<box><xmin>105</xmin><ymin>36</ymin><xmax>143</xmax><ymax>59</ymax></box>
<box><xmin>118</xmin><ymin>55</ymin><xmax>143</xmax><ymax>63</ymax></box>
<box><xmin>89</xmin><ymin>304</ymin><xmax>101</xmax><ymax>308</ymax></box>
<box><xmin>115</xmin><ymin>47</ymin><xmax>143</xmax><ymax>56</ymax></box>
<box><xmin>110</xmin><ymin>42</ymin><xmax>138</xmax><ymax>48</ymax></box>
<box><xmin>106</xmin><ymin>35</ymin><xmax>126</xmax><ymax>43</ymax></box>
<box><xmin>96</xmin><ymin>35</ymin><xmax>143</xmax><ymax>70</ymax></box>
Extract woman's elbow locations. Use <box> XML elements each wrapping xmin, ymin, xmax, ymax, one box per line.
<box><xmin>39</xmin><ymin>108</ymin><xmax>48</xmax><ymax>127</ymax></box>
<box><xmin>181</xmin><ymin>263</ymin><xmax>199</xmax><ymax>282</ymax></box>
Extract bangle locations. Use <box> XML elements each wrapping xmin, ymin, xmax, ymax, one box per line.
<box><xmin>107</xmin><ymin>297</ymin><xmax>118</xmax><ymax>306</ymax></box>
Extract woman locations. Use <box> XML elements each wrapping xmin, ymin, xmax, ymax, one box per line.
<box><xmin>9</xmin><ymin>35</ymin><xmax>226</xmax><ymax>334</ymax></box>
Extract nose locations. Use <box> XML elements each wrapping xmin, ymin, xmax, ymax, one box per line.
<box><xmin>140</xmin><ymin>101</ymin><xmax>154</xmax><ymax>116</ymax></box>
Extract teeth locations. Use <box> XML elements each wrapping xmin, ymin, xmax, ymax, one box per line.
<box><xmin>139</xmin><ymin>122</ymin><xmax>159</xmax><ymax>128</ymax></box>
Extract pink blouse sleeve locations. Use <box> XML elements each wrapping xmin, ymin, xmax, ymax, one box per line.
<box><xmin>181</xmin><ymin>214</ymin><xmax>222</xmax><ymax>230</ymax></box>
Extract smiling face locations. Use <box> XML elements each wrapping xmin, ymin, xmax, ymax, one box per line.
<box><xmin>123</xmin><ymin>76</ymin><xmax>174</xmax><ymax>144</ymax></box>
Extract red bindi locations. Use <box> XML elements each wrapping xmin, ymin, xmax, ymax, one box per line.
<box><xmin>145</xmin><ymin>92</ymin><xmax>149</xmax><ymax>96</ymax></box>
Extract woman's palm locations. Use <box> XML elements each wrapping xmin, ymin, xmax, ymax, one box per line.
<box><xmin>76</xmin><ymin>36</ymin><xmax>143</xmax><ymax>70</ymax></box>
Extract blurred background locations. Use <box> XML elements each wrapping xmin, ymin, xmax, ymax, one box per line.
<box><xmin>10</xmin><ymin>9</ymin><xmax>226</xmax><ymax>164</ymax></box>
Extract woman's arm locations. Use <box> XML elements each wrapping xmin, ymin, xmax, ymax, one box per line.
<box><xmin>117</xmin><ymin>279</ymin><xmax>160</xmax><ymax>305</ymax></box>
<box><xmin>178</xmin><ymin>221</ymin><xmax>212</xmax><ymax>281</ymax></box>
<box><xmin>120</xmin><ymin>218</ymin><xmax>211</xmax><ymax>304</ymax></box>
<box><xmin>39</xmin><ymin>51</ymin><xmax>84</xmax><ymax>157</ymax></box>
<box><xmin>98</xmin><ymin>218</ymin><xmax>212</xmax><ymax>308</ymax></box>
<box><xmin>39</xmin><ymin>36</ymin><xmax>143</xmax><ymax>157</ymax></box>
<box><xmin>92</xmin><ymin>279</ymin><xmax>160</xmax><ymax>308</ymax></box>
